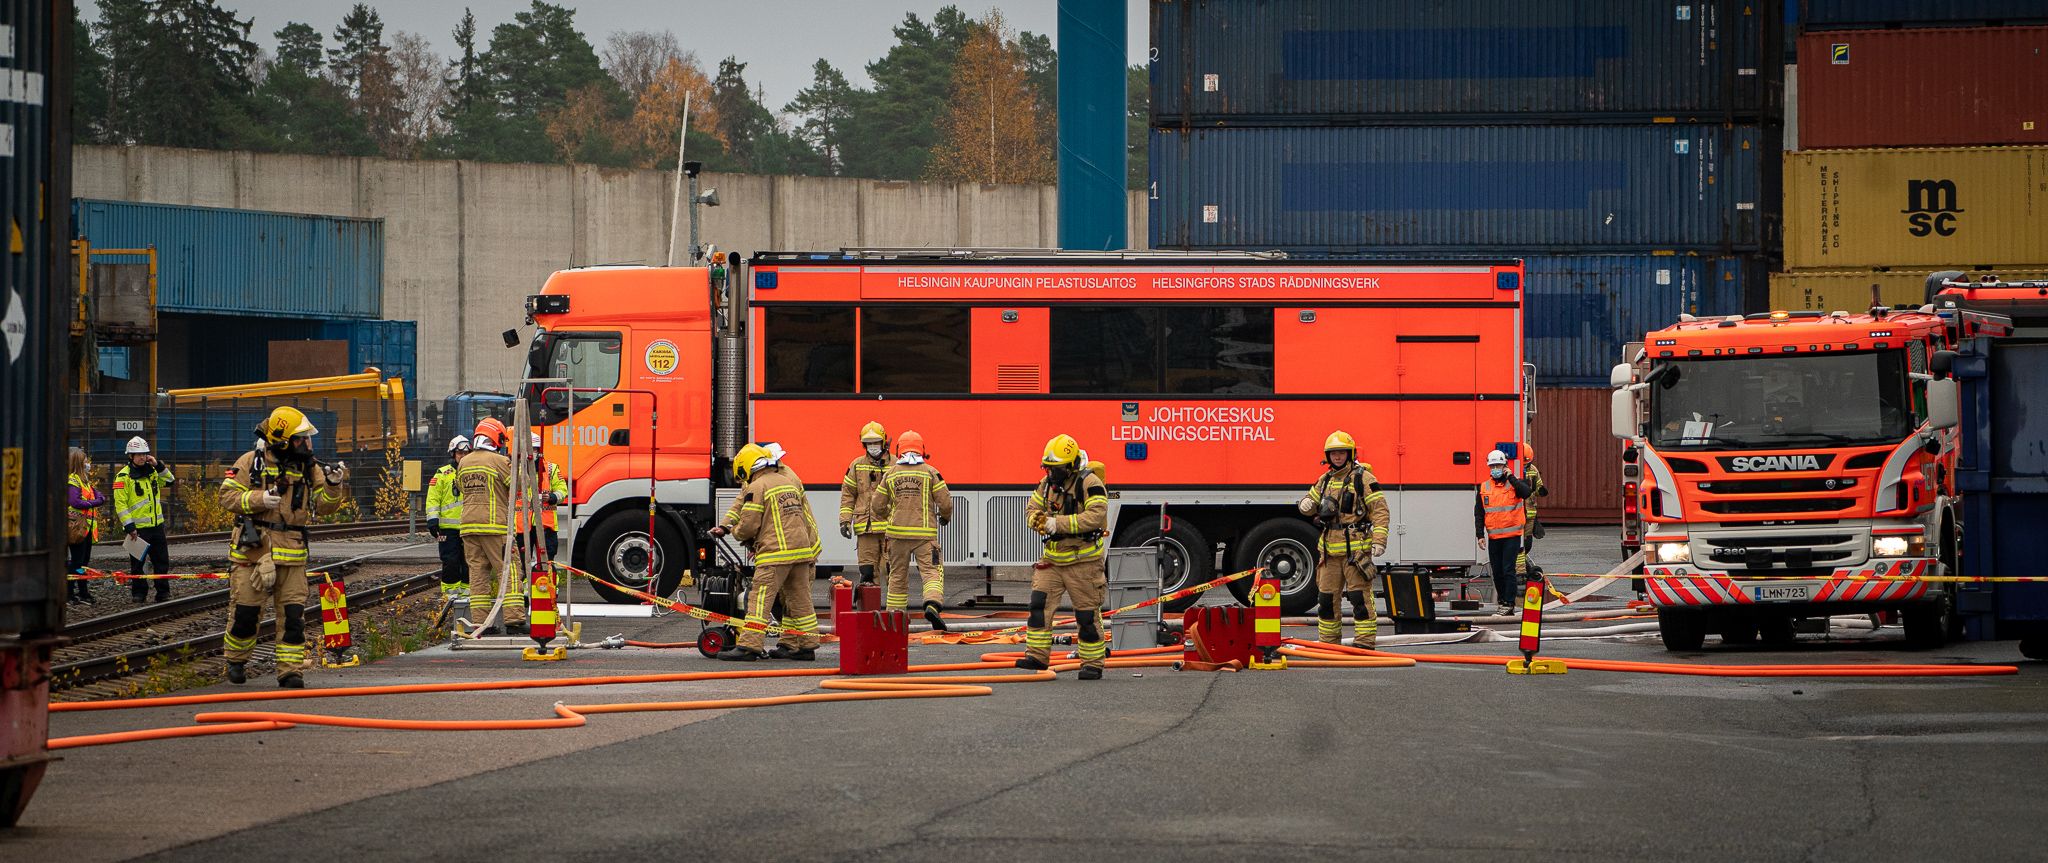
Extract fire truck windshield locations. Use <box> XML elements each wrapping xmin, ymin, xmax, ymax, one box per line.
<box><xmin>1647</xmin><ymin>351</ymin><xmax>1914</xmax><ymax>451</ymax></box>
<box><xmin>524</xmin><ymin>330</ymin><xmax>622</xmax><ymax>424</ymax></box>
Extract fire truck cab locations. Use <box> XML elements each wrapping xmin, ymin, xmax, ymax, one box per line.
<box><xmin>1612</xmin><ymin>295</ymin><xmax>2008</xmax><ymax>650</ymax></box>
<box><xmin>524</xmin><ymin>250</ymin><xmax>1530</xmax><ymax>615</ymax></box>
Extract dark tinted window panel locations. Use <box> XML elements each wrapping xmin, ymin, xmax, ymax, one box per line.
<box><xmin>1051</xmin><ymin>307</ymin><xmax>1161</xmax><ymax>393</ymax></box>
<box><xmin>1164</xmin><ymin>308</ymin><xmax>1274</xmax><ymax>394</ymax></box>
<box><xmin>862</xmin><ymin>306</ymin><xmax>971</xmax><ymax>393</ymax></box>
<box><xmin>764</xmin><ymin>307</ymin><xmax>855</xmax><ymax>393</ymax></box>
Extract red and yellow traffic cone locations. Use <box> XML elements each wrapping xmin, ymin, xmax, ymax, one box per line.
<box><xmin>1249</xmin><ymin>573</ymin><xmax>1288</xmax><ymax>670</ymax></box>
<box><xmin>318</xmin><ymin>574</ymin><xmax>361</xmax><ymax>669</ymax></box>
<box><xmin>1506</xmin><ymin>574</ymin><xmax>1566</xmax><ymax>675</ymax></box>
<box><xmin>523</xmin><ymin>566</ymin><xmax>567</xmax><ymax>661</ymax></box>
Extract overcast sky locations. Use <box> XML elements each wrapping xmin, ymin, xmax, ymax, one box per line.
<box><xmin>81</xmin><ymin>1</ymin><xmax>1150</xmax><ymax>111</ymax></box>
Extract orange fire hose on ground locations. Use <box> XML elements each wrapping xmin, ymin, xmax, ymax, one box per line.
<box><xmin>46</xmin><ymin>633</ymin><xmax>2018</xmax><ymax>751</ymax></box>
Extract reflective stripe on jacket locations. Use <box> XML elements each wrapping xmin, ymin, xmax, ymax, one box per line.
<box><xmin>722</xmin><ymin>464</ymin><xmax>821</xmax><ymax>564</ymax></box>
<box><xmin>426</xmin><ymin>463</ymin><xmax>463</xmax><ymax>527</ymax></box>
<box><xmin>839</xmin><ymin>455</ymin><xmax>889</xmax><ymax>534</ymax></box>
<box><xmin>1481</xmin><ymin>480</ymin><xmax>1526</xmax><ymax>540</ymax></box>
<box><xmin>1303</xmin><ymin>463</ymin><xmax>1392</xmax><ymax>555</ymax></box>
<box><xmin>218</xmin><ymin>450</ymin><xmax>345</xmax><ymax>565</ymax></box>
<box><xmin>113</xmin><ymin>464</ymin><xmax>173</xmax><ymax>529</ymax></box>
<box><xmin>458</xmin><ymin>449</ymin><xmax>514</xmax><ymax>536</ymax></box>
<box><xmin>872</xmin><ymin>462</ymin><xmax>953</xmax><ymax>540</ymax></box>
<box><xmin>1026</xmin><ymin>474</ymin><xmax>1109</xmax><ymax>565</ymax></box>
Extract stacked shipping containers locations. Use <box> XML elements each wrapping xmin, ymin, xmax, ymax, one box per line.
<box><xmin>1775</xmin><ymin>8</ymin><xmax>2048</xmax><ymax>310</ymax></box>
<box><xmin>1149</xmin><ymin>0</ymin><xmax>1782</xmax><ymax>521</ymax></box>
<box><xmin>69</xmin><ymin>200</ymin><xmax>408</xmax><ymax>392</ymax></box>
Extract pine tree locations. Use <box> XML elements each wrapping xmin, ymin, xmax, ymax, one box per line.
<box><xmin>273</xmin><ymin>21</ymin><xmax>322</xmax><ymax>78</ymax></box>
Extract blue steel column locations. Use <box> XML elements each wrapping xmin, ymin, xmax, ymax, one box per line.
<box><xmin>1057</xmin><ymin>0</ymin><xmax>1128</xmax><ymax>251</ymax></box>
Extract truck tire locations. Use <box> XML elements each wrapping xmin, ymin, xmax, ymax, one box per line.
<box><xmin>1230</xmin><ymin>517</ymin><xmax>1322</xmax><ymax>616</ymax></box>
<box><xmin>1658</xmin><ymin>607</ymin><xmax>1708</xmax><ymax>651</ymax></box>
<box><xmin>1758</xmin><ymin>613</ymin><xmax>1797</xmax><ymax>646</ymax></box>
<box><xmin>582</xmin><ymin>509</ymin><xmax>689</xmax><ymax>604</ymax></box>
<box><xmin>1902</xmin><ymin>597</ymin><xmax>1950</xmax><ymax>650</ymax></box>
<box><xmin>1116</xmin><ymin>515</ymin><xmax>1212</xmax><ymax>613</ymax></box>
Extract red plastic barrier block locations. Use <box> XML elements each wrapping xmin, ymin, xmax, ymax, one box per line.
<box><xmin>1182</xmin><ymin>606</ymin><xmax>1255</xmax><ymax>666</ymax></box>
<box><xmin>841</xmin><ymin>610</ymin><xmax>910</xmax><ymax>675</ymax></box>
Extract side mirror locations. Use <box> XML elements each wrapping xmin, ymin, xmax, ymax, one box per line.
<box><xmin>1609</xmin><ymin>362</ymin><xmax>1633</xmax><ymax>388</ymax></box>
<box><xmin>1926</xmin><ymin>377</ymin><xmax>1959</xmax><ymax>431</ymax></box>
<box><xmin>1931</xmin><ymin>349</ymin><xmax>1957</xmax><ymax>377</ymax></box>
<box><xmin>1611</xmin><ymin>388</ymin><xmax>1637</xmax><ymax>440</ymax></box>
<box><xmin>502</xmin><ymin>329</ymin><xmax>521</xmax><ymax>349</ymax></box>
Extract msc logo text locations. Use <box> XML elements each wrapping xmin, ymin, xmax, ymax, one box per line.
<box><xmin>1902</xmin><ymin>179</ymin><xmax>1963</xmax><ymax>238</ymax></box>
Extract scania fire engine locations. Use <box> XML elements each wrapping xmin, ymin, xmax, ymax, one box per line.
<box><xmin>521</xmin><ymin>250</ymin><xmax>1531</xmax><ymax>614</ymax></box>
<box><xmin>1612</xmin><ymin>291</ymin><xmax>2010</xmax><ymax>650</ymax></box>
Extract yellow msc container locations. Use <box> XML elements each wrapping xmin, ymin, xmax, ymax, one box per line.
<box><xmin>1783</xmin><ymin>147</ymin><xmax>2048</xmax><ymax>269</ymax></box>
<box><xmin>1769</xmin><ymin>268</ymin><xmax>2048</xmax><ymax>312</ymax></box>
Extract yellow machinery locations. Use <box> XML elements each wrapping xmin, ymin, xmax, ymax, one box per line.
<box><xmin>167</xmin><ymin>371</ymin><xmax>409</xmax><ymax>453</ymax></box>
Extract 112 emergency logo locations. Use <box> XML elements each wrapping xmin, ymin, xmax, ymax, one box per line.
<box><xmin>644</xmin><ymin>340</ymin><xmax>680</xmax><ymax>377</ymax></box>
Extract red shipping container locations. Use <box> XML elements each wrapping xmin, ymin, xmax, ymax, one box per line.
<box><xmin>1798</xmin><ymin>26</ymin><xmax>2048</xmax><ymax>148</ymax></box>
<box><xmin>1528</xmin><ymin>387</ymin><xmax>1623</xmax><ymax>525</ymax></box>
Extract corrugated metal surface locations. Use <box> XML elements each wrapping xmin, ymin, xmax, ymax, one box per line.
<box><xmin>1800</xmin><ymin>0</ymin><xmax>2048</xmax><ymax>30</ymax></box>
<box><xmin>1153</xmin><ymin>0</ymin><xmax>1770</xmax><ymax>121</ymax></box>
<box><xmin>317</xmin><ymin>319</ymin><xmax>418</xmax><ymax>395</ymax></box>
<box><xmin>1151</xmin><ymin>125</ymin><xmax>1764</xmax><ymax>250</ymax></box>
<box><xmin>2</xmin><ymin>0</ymin><xmax>68</xmax><ymax>632</ymax></box>
<box><xmin>1797</xmin><ymin>26</ymin><xmax>2048</xmax><ymax>148</ymax></box>
<box><xmin>72</xmin><ymin>199</ymin><xmax>383</xmax><ymax>319</ymax></box>
<box><xmin>1769</xmin><ymin>267</ymin><xmax>2048</xmax><ymax>311</ymax></box>
<box><xmin>1525</xmin><ymin>254</ymin><xmax>1753</xmax><ymax>386</ymax></box>
<box><xmin>1782</xmin><ymin>147</ymin><xmax>2048</xmax><ymax>268</ymax></box>
<box><xmin>1529</xmin><ymin>387</ymin><xmax>1622</xmax><ymax>524</ymax></box>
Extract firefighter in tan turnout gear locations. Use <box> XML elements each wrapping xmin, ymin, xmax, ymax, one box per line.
<box><xmin>872</xmin><ymin>430</ymin><xmax>953</xmax><ymax>631</ymax></box>
<box><xmin>1020</xmin><ymin>434</ymin><xmax>1111</xmax><ymax>679</ymax></box>
<box><xmin>711</xmin><ymin>443</ymin><xmax>823</xmax><ymax>661</ymax></box>
<box><xmin>460</xmin><ymin>418</ymin><xmax>522</xmax><ymax>635</ymax></box>
<box><xmin>838</xmin><ymin>421</ymin><xmax>892</xmax><ymax>591</ymax></box>
<box><xmin>218</xmin><ymin>407</ymin><xmax>349</xmax><ymax>687</ymax></box>
<box><xmin>1298</xmin><ymin>430</ymin><xmax>1392</xmax><ymax>648</ymax></box>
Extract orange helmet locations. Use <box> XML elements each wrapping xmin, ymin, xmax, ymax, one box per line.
<box><xmin>475</xmin><ymin>417</ymin><xmax>508</xmax><ymax>446</ymax></box>
<box><xmin>1521</xmin><ymin>442</ymin><xmax>1536</xmax><ymax>463</ymax></box>
<box><xmin>895</xmin><ymin>430</ymin><xmax>925</xmax><ymax>456</ymax></box>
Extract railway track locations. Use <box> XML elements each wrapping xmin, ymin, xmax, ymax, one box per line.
<box><xmin>92</xmin><ymin>517</ymin><xmax>419</xmax><ymax>548</ymax></box>
<box><xmin>54</xmin><ymin>546</ymin><xmax>445</xmax><ymax>696</ymax></box>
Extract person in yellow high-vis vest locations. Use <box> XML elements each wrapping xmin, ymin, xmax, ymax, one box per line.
<box><xmin>711</xmin><ymin>443</ymin><xmax>823</xmax><ymax>661</ymax></box>
<box><xmin>427</xmin><ymin>434</ymin><xmax>471</xmax><ymax>600</ymax></box>
<box><xmin>114</xmin><ymin>436</ymin><xmax>176</xmax><ymax>602</ymax></box>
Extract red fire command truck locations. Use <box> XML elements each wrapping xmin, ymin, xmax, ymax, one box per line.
<box><xmin>1611</xmin><ymin>291</ymin><xmax>2011</xmax><ymax>650</ymax></box>
<box><xmin>521</xmin><ymin>251</ymin><xmax>1529</xmax><ymax>614</ymax></box>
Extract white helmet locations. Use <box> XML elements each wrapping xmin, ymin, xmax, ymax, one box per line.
<box><xmin>448</xmin><ymin>434</ymin><xmax>472</xmax><ymax>454</ymax></box>
<box><xmin>473</xmin><ymin>434</ymin><xmax>499</xmax><ymax>451</ymax></box>
<box><xmin>1486</xmin><ymin>449</ymin><xmax>1509</xmax><ymax>466</ymax></box>
<box><xmin>531</xmin><ymin>432</ymin><xmax>543</xmax><ymax>450</ymax></box>
<box><xmin>125</xmin><ymin>436</ymin><xmax>151</xmax><ymax>455</ymax></box>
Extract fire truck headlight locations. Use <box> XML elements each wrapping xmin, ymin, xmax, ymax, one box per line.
<box><xmin>1654</xmin><ymin>542</ymin><xmax>1691</xmax><ymax>563</ymax></box>
<box><xmin>1872</xmin><ymin>536</ymin><xmax>1922</xmax><ymax>558</ymax></box>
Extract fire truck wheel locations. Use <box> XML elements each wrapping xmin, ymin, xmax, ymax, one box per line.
<box><xmin>586</xmin><ymin>510</ymin><xmax>689</xmax><ymax>604</ymax></box>
<box><xmin>1901</xmin><ymin>598</ymin><xmax>1950</xmax><ymax>650</ymax></box>
<box><xmin>1116</xmin><ymin>516</ymin><xmax>1212</xmax><ymax>613</ymax></box>
<box><xmin>1758</xmin><ymin>613</ymin><xmax>1797</xmax><ymax>646</ymax></box>
<box><xmin>1230</xmin><ymin>518</ymin><xmax>1322</xmax><ymax>616</ymax></box>
<box><xmin>1657</xmin><ymin>608</ymin><xmax>1708</xmax><ymax>651</ymax></box>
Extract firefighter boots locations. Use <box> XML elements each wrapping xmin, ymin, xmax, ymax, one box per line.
<box><xmin>923</xmin><ymin>600</ymin><xmax>948</xmax><ymax>632</ymax></box>
<box><xmin>226</xmin><ymin>662</ymin><xmax>247</xmax><ymax>685</ymax></box>
<box><xmin>278</xmin><ymin>671</ymin><xmax>305</xmax><ymax>689</ymax></box>
<box><xmin>1015</xmin><ymin>655</ymin><xmax>1049</xmax><ymax>670</ymax></box>
<box><xmin>717</xmin><ymin>646</ymin><xmax>765</xmax><ymax>661</ymax></box>
<box><xmin>1077</xmin><ymin>666</ymin><xmax>1103</xmax><ymax>681</ymax></box>
<box><xmin>768</xmin><ymin>645</ymin><xmax>817</xmax><ymax>661</ymax></box>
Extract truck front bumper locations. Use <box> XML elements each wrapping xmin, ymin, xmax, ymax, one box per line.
<box><xmin>1641</xmin><ymin>558</ymin><xmax>1938</xmax><ymax>607</ymax></box>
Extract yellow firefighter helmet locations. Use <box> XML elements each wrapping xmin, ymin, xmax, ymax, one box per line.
<box><xmin>860</xmin><ymin>421</ymin><xmax>888</xmax><ymax>444</ymax></box>
<box><xmin>1042</xmin><ymin>433</ymin><xmax>1081</xmax><ymax>467</ymax></box>
<box><xmin>260</xmin><ymin>406</ymin><xmax>318</xmax><ymax>446</ymax></box>
<box><xmin>1323</xmin><ymin>430</ymin><xmax>1356</xmax><ymax>454</ymax></box>
<box><xmin>732</xmin><ymin>443</ymin><xmax>772</xmax><ymax>482</ymax></box>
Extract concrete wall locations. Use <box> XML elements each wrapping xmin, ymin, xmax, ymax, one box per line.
<box><xmin>74</xmin><ymin>145</ymin><xmax>1151</xmax><ymax>396</ymax></box>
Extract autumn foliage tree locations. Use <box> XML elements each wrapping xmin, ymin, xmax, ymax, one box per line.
<box><xmin>926</xmin><ymin>11</ymin><xmax>1053</xmax><ymax>185</ymax></box>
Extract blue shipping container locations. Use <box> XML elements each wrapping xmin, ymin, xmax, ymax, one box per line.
<box><xmin>1153</xmin><ymin>0</ymin><xmax>1771</xmax><ymax>121</ymax></box>
<box><xmin>97</xmin><ymin>346</ymin><xmax>130</xmax><ymax>380</ymax></box>
<box><xmin>1801</xmin><ymin>0</ymin><xmax>2048</xmax><ymax>30</ymax></box>
<box><xmin>72</xmin><ymin>199</ymin><xmax>383</xmax><ymax>319</ymax></box>
<box><xmin>317</xmin><ymin>319</ymin><xmax>417</xmax><ymax>396</ymax></box>
<box><xmin>1955</xmin><ymin>334</ymin><xmax>2048</xmax><ymax>648</ymax></box>
<box><xmin>1150</xmin><ymin>125</ymin><xmax>1764</xmax><ymax>251</ymax></box>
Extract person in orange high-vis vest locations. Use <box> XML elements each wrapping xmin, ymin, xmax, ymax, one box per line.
<box><xmin>1474</xmin><ymin>449</ymin><xmax>1532</xmax><ymax>615</ymax></box>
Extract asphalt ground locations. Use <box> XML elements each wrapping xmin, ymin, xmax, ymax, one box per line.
<box><xmin>19</xmin><ymin>526</ymin><xmax>2046</xmax><ymax>861</ymax></box>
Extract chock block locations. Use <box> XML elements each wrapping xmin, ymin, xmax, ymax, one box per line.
<box><xmin>522</xmin><ymin>646</ymin><xmax>568</xmax><ymax>662</ymax></box>
<box><xmin>321</xmin><ymin>655</ymin><xmax>361</xmax><ymax>669</ymax></box>
<box><xmin>1249</xmin><ymin>657</ymin><xmax>1289</xmax><ymax>671</ymax></box>
<box><xmin>1506</xmin><ymin>658</ymin><xmax>1567</xmax><ymax>675</ymax></box>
